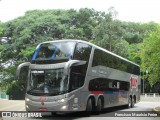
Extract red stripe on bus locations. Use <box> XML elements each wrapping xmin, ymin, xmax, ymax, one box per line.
<box><xmin>91</xmin><ymin>91</ymin><xmax>104</xmax><ymax>94</ymax></box>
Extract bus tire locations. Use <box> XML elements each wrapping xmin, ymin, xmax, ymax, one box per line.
<box><xmin>86</xmin><ymin>98</ymin><xmax>93</xmax><ymax>115</ymax></box>
<box><xmin>95</xmin><ymin>98</ymin><xmax>102</xmax><ymax>114</ymax></box>
<box><xmin>128</xmin><ymin>96</ymin><xmax>132</xmax><ymax>108</ymax></box>
<box><xmin>131</xmin><ymin>97</ymin><xmax>135</xmax><ymax>108</ymax></box>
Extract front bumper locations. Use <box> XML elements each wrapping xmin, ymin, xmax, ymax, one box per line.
<box><xmin>26</xmin><ymin>100</ymin><xmax>69</xmax><ymax>112</ymax></box>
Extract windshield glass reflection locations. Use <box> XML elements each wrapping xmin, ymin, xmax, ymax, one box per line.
<box><xmin>27</xmin><ymin>69</ymin><xmax>68</xmax><ymax>96</ymax></box>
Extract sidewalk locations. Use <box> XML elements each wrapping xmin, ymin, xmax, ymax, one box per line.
<box><xmin>152</xmin><ymin>107</ymin><xmax>160</xmax><ymax>115</ymax></box>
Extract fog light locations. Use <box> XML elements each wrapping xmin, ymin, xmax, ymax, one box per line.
<box><xmin>61</xmin><ymin>105</ymin><xmax>67</xmax><ymax>110</ymax></box>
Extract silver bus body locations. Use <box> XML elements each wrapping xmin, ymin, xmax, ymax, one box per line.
<box><xmin>17</xmin><ymin>40</ymin><xmax>141</xmax><ymax>112</ymax></box>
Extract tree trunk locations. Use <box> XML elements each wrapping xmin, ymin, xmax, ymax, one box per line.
<box><xmin>109</xmin><ymin>35</ymin><xmax>112</xmax><ymax>51</ymax></box>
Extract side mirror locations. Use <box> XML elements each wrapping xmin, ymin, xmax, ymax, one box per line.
<box><xmin>16</xmin><ymin>62</ymin><xmax>30</xmax><ymax>79</ymax></box>
<box><xmin>64</xmin><ymin>60</ymin><xmax>86</xmax><ymax>75</ymax></box>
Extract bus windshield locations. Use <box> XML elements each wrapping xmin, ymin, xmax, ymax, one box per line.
<box><xmin>32</xmin><ymin>41</ymin><xmax>75</xmax><ymax>61</ymax></box>
<box><xmin>27</xmin><ymin>69</ymin><xmax>68</xmax><ymax>96</ymax></box>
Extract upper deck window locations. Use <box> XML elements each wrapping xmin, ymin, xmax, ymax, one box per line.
<box><xmin>32</xmin><ymin>41</ymin><xmax>76</xmax><ymax>63</ymax></box>
<box><xmin>92</xmin><ymin>48</ymin><xmax>140</xmax><ymax>75</ymax></box>
<box><xmin>73</xmin><ymin>43</ymin><xmax>92</xmax><ymax>62</ymax></box>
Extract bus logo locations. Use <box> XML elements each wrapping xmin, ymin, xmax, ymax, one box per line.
<box><xmin>40</xmin><ymin>96</ymin><xmax>46</xmax><ymax>101</ymax></box>
<box><xmin>130</xmin><ymin>77</ymin><xmax>138</xmax><ymax>89</ymax></box>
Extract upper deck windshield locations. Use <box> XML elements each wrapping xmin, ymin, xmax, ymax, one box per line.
<box><xmin>32</xmin><ymin>41</ymin><xmax>75</xmax><ymax>63</ymax></box>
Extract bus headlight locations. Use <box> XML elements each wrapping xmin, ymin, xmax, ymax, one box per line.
<box><xmin>58</xmin><ymin>99</ymin><xmax>66</xmax><ymax>103</ymax></box>
<box><xmin>60</xmin><ymin>99</ymin><xmax>65</xmax><ymax>102</ymax></box>
<box><xmin>26</xmin><ymin>98</ymin><xmax>30</xmax><ymax>102</ymax></box>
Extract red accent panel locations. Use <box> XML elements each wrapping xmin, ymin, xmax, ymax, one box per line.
<box><xmin>91</xmin><ymin>91</ymin><xmax>104</xmax><ymax>94</ymax></box>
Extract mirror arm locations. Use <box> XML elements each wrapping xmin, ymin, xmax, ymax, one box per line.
<box><xmin>64</xmin><ymin>60</ymin><xmax>80</xmax><ymax>75</ymax></box>
<box><xmin>16</xmin><ymin>62</ymin><xmax>30</xmax><ymax>79</ymax></box>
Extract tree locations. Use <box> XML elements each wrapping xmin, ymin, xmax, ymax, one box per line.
<box><xmin>0</xmin><ymin>21</ymin><xmax>4</xmax><ymax>37</ymax></box>
<box><xmin>94</xmin><ymin>7</ymin><xmax>123</xmax><ymax>52</ymax></box>
<box><xmin>112</xmin><ymin>40</ymin><xmax>129</xmax><ymax>58</ymax></box>
<box><xmin>140</xmin><ymin>25</ymin><xmax>160</xmax><ymax>85</ymax></box>
<box><xmin>128</xmin><ymin>43</ymin><xmax>141</xmax><ymax>64</ymax></box>
<box><xmin>121</xmin><ymin>21</ymin><xmax>158</xmax><ymax>44</ymax></box>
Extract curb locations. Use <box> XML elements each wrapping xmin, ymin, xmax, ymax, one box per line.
<box><xmin>152</xmin><ymin>108</ymin><xmax>160</xmax><ymax>115</ymax></box>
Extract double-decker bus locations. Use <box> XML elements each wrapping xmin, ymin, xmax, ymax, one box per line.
<box><xmin>17</xmin><ymin>40</ymin><xmax>140</xmax><ymax>114</ymax></box>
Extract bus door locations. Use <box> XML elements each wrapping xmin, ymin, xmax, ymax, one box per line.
<box><xmin>69</xmin><ymin>63</ymin><xmax>87</xmax><ymax>111</ymax></box>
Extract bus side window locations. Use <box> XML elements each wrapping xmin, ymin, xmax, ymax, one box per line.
<box><xmin>109</xmin><ymin>82</ymin><xmax>113</xmax><ymax>88</ymax></box>
<box><xmin>73</xmin><ymin>42</ymin><xmax>91</xmax><ymax>62</ymax></box>
<box><xmin>119</xmin><ymin>81</ymin><xmax>129</xmax><ymax>91</ymax></box>
<box><xmin>109</xmin><ymin>81</ymin><xmax>119</xmax><ymax>89</ymax></box>
<box><xmin>117</xmin><ymin>82</ymin><xmax>120</xmax><ymax>89</ymax></box>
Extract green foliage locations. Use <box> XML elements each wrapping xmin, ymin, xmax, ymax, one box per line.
<box><xmin>94</xmin><ymin>16</ymin><xmax>123</xmax><ymax>51</ymax></box>
<box><xmin>20</xmin><ymin>46</ymin><xmax>36</xmax><ymax>61</ymax></box>
<box><xmin>121</xmin><ymin>22</ymin><xmax>158</xmax><ymax>44</ymax></box>
<box><xmin>1</xmin><ymin>65</ymin><xmax>28</xmax><ymax>94</ymax></box>
<box><xmin>0</xmin><ymin>22</ymin><xmax>4</xmax><ymax>37</ymax></box>
<box><xmin>0</xmin><ymin>43</ymin><xmax>4</xmax><ymax>49</ymax></box>
<box><xmin>112</xmin><ymin>40</ymin><xmax>129</xmax><ymax>58</ymax></box>
<box><xmin>140</xmin><ymin>26</ymin><xmax>160</xmax><ymax>85</ymax></box>
<box><xmin>0</xmin><ymin>66</ymin><xmax>17</xmax><ymax>92</ymax></box>
<box><xmin>128</xmin><ymin>44</ymin><xmax>141</xmax><ymax>64</ymax></box>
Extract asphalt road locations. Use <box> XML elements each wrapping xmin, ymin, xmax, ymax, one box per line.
<box><xmin>0</xmin><ymin>100</ymin><xmax>160</xmax><ymax>120</ymax></box>
<box><xmin>0</xmin><ymin>100</ymin><xmax>25</xmax><ymax>111</ymax></box>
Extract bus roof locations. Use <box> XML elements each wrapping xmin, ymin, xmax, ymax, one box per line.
<box><xmin>39</xmin><ymin>39</ymin><xmax>139</xmax><ymax>67</ymax></box>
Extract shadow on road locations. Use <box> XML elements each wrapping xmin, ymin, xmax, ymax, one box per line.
<box><xmin>31</xmin><ymin>105</ymin><xmax>128</xmax><ymax>120</ymax></box>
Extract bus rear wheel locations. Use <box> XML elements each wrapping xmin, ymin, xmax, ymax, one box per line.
<box><xmin>86</xmin><ymin>98</ymin><xmax>93</xmax><ymax>115</ymax></box>
<box><xmin>128</xmin><ymin>96</ymin><xmax>132</xmax><ymax>108</ymax></box>
<box><xmin>128</xmin><ymin>96</ymin><xmax>134</xmax><ymax>108</ymax></box>
<box><xmin>131</xmin><ymin>97</ymin><xmax>135</xmax><ymax>108</ymax></box>
<box><xmin>95</xmin><ymin>98</ymin><xmax>103</xmax><ymax>114</ymax></box>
